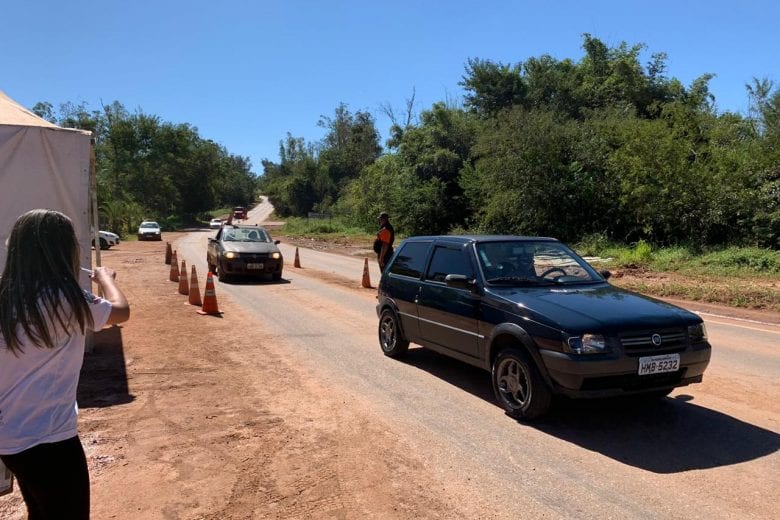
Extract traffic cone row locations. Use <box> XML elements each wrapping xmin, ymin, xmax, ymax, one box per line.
<box><xmin>165</xmin><ymin>245</ymin><xmax>221</xmax><ymax>315</ymax></box>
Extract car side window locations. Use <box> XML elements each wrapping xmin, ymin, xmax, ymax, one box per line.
<box><xmin>425</xmin><ymin>246</ymin><xmax>473</xmax><ymax>283</ymax></box>
<box><xmin>389</xmin><ymin>242</ymin><xmax>430</xmax><ymax>278</ymax></box>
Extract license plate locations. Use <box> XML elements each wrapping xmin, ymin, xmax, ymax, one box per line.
<box><xmin>638</xmin><ymin>353</ymin><xmax>680</xmax><ymax>375</ymax></box>
<box><xmin>246</xmin><ymin>263</ymin><xmax>264</xmax><ymax>270</ymax></box>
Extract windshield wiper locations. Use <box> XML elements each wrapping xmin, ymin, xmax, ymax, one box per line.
<box><xmin>486</xmin><ymin>276</ymin><xmax>546</xmax><ymax>285</ymax></box>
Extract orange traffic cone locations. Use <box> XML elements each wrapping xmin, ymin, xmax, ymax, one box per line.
<box><xmin>361</xmin><ymin>258</ymin><xmax>372</xmax><ymax>288</ymax></box>
<box><xmin>178</xmin><ymin>260</ymin><xmax>189</xmax><ymax>295</ymax></box>
<box><xmin>169</xmin><ymin>251</ymin><xmax>179</xmax><ymax>282</ymax></box>
<box><xmin>293</xmin><ymin>247</ymin><xmax>301</xmax><ymax>268</ymax></box>
<box><xmin>188</xmin><ymin>266</ymin><xmax>202</xmax><ymax>306</ymax></box>
<box><xmin>197</xmin><ymin>272</ymin><xmax>223</xmax><ymax>316</ymax></box>
<box><xmin>165</xmin><ymin>242</ymin><xmax>172</xmax><ymax>265</ymax></box>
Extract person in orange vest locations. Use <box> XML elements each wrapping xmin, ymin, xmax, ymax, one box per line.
<box><xmin>373</xmin><ymin>211</ymin><xmax>395</xmax><ymax>271</ymax></box>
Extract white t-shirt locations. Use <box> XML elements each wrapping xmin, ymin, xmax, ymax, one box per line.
<box><xmin>0</xmin><ymin>292</ymin><xmax>112</xmax><ymax>454</ymax></box>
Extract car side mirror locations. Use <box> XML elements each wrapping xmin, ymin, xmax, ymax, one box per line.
<box><xmin>274</xmin><ymin>240</ymin><xmax>280</xmax><ymax>245</ymax></box>
<box><xmin>444</xmin><ymin>274</ymin><xmax>477</xmax><ymax>291</ymax></box>
<box><xmin>599</xmin><ymin>269</ymin><xmax>612</xmax><ymax>280</ymax></box>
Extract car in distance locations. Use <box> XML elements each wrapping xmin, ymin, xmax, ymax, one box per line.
<box><xmin>206</xmin><ymin>224</ymin><xmax>283</xmax><ymax>281</ymax></box>
<box><xmin>232</xmin><ymin>206</ymin><xmax>248</xmax><ymax>220</ymax></box>
<box><xmin>209</xmin><ymin>218</ymin><xmax>224</xmax><ymax>229</ymax></box>
<box><xmin>92</xmin><ymin>230</ymin><xmax>120</xmax><ymax>250</ymax></box>
<box><xmin>376</xmin><ymin>235</ymin><xmax>711</xmax><ymax>420</ymax></box>
<box><xmin>137</xmin><ymin>221</ymin><xmax>162</xmax><ymax>241</ymax></box>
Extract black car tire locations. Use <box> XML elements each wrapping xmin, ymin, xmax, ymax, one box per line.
<box><xmin>206</xmin><ymin>257</ymin><xmax>217</xmax><ymax>276</ymax></box>
<box><xmin>378</xmin><ymin>309</ymin><xmax>409</xmax><ymax>358</ymax></box>
<box><xmin>272</xmin><ymin>271</ymin><xmax>282</xmax><ymax>281</ymax></box>
<box><xmin>215</xmin><ymin>261</ymin><xmax>231</xmax><ymax>282</ymax></box>
<box><xmin>492</xmin><ymin>348</ymin><xmax>552</xmax><ymax>420</ymax></box>
<box><xmin>92</xmin><ymin>238</ymin><xmax>109</xmax><ymax>250</ymax></box>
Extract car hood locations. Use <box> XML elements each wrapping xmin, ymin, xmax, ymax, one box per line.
<box><xmin>488</xmin><ymin>283</ymin><xmax>699</xmax><ymax>332</ymax></box>
<box><xmin>220</xmin><ymin>242</ymin><xmax>280</xmax><ymax>254</ymax></box>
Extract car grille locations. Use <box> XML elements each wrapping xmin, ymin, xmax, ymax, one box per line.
<box><xmin>238</xmin><ymin>253</ymin><xmax>270</xmax><ymax>261</ymax></box>
<box><xmin>581</xmin><ymin>370</ymin><xmax>686</xmax><ymax>391</ymax></box>
<box><xmin>618</xmin><ymin>328</ymin><xmax>687</xmax><ymax>357</ymax></box>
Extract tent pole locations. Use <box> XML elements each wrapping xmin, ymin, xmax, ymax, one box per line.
<box><xmin>90</xmin><ymin>137</ymin><xmax>101</xmax><ymax>269</ymax></box>
<box><xmin>87</xmin><ymin>138</ymin><xmax>100</xmax><ymax>354</ymax></box>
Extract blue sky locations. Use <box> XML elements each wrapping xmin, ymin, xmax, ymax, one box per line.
<box><xmin>2</xmin><ymin>1</ymin><xmax>778</xmax><ymax>174</ymax></box>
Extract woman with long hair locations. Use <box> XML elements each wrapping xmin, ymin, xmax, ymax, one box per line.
<box><xmin>0</xmin><ymin>209</ymin><xmax>129</xmax><ymax>519</ymax></box>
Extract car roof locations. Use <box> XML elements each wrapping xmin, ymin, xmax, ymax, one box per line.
<box><xmin>401</xmin><ymin>235</ymin><xmax>559</xmax><ymax>244</ymax></box>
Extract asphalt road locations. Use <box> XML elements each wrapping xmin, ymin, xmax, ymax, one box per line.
<box><xmin>173</xmin><ymin>205</ymin><xmax>779</xmax><ymax>519</ymax></box>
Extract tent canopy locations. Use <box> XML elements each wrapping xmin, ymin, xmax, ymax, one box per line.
<box><xmin>0</xmin><ymin>90</ymin><xmax>93</xmax><ymax>281</ymax></box>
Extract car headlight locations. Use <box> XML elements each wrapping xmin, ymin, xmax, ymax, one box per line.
<box><xmin>687</xmin><ymin>323</ymin><xmax>707</xmax><ymax>342</ymax></box>
<box><xmin>224</xmin><ymin>252</ymin><xmax>237</xmax><ymax>259</ymax></box>
<box><xmin>271</xmin><ymin>252</ymin><xmax>281</xmax><ymax>259</ymax></box>
<box><xmin>566</xmin><ymin>333</ymin><xmax>608</xmax><ymax>354</ymax></box>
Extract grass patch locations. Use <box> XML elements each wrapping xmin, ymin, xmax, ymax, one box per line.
<box><xmin>576</xmin><ymin>236</ymin><xmax>779</xmax><ymax>311</ymax></box>
<box><xmin>575</xmin><ymin>235</ymin><xmax>780</xmax><ymax>278</ymax></box>
<box><xmin>612</xmin><ymin>278</ymin><xmax>779</xmax><ymax>312</ymax></box>
<box><xmin>280</xmin><ymin>216</ymin><xmax>375</xmax><ymax>240</ymax></box>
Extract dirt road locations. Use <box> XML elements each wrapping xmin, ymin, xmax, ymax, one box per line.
<box><xmin>1</xmin><ymin>226</ymin><xmax>778</xmax><ymax>519</ymax></box>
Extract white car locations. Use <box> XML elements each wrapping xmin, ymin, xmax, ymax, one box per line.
<box><xmin>137</xmin><ymin>221</ymin><xmax>162</xmax><ymax>241</ymax></box>
<box><xmin>92</xmin><ymin>229</ymin><xmax>120</xmax><ymax>250</ymax></box>
<box><xmin>209</xmin><ymin>218</ymin><xmax>224</xmax><ymax>229</ymax></box>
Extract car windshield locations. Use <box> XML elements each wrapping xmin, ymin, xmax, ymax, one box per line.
<box><xmin>476</xmin><ymin>240</ymin><xmax>601</xmax><ymax>285</ymax></box>
<box><xmin>140</xmin><ymin>222</ymin><xmax>159</xmax><ymax>228</ymax></box>
<box><xmin>222</xmin><ymin>228</ymin><xmax>270</xmax><ymax>242</ymax></box>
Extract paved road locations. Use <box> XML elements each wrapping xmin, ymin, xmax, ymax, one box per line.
<box><xmin>173</xmin><ymin>212</ymin><xmax>779</xmax><ymax>519</ymax></box>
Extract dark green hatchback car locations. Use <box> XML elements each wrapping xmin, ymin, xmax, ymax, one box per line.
<box><xmin>376</xmin><ymin>235</ymin><xmax>711</xmax><ymax>420</ymax></box>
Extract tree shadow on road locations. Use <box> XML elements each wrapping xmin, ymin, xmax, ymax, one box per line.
<box><xmin>78</xmin><ymin>325</ymin><xmax>135</xmax><ymax>407</ymax></box>
<box><xmin>399</xmin><ymin>346</ymin><xmax>780</xmax><ymax>474</ymax></box>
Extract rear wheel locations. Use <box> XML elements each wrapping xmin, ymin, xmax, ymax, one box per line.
<box><xmin>492</xmin><ymin>349</ymin><xmax>552</xmax><ymax>420</ymax></box>
<box><xmin>378</xmin><ymin>309</ymin><xmax>409</xmax><ymax>357</ymax></box>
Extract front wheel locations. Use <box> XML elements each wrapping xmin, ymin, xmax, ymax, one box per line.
<box><xmin>492</xmin><ymin>349</ymin><xmax>552</xmax><ymax>420</ymax></box>
<box><xmin>216</xmin><ymin>261</ymin><xmax>231</xmax><ymax>283</ymax></box>
<box><xmin>378</xmin><ymin>309</ymin><xmax>409</xmax><ymax>358</ymax></box>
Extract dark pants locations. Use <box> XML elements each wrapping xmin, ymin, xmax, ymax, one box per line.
<box><xmin>379</xmin><ymin>247</ymin><xmax>394</xmax><ymax>268</ymax></box>
<box><xmin>1</xmin><ymin>435</ymin><xmax>90</xmax><ymax>520</ymax></box>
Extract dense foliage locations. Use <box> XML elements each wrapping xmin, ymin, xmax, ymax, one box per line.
<box><xmin>262</xmin><ymin>35</ymin><xmax>779</xmax><ymax>249</ymax></box>
<box><xmin>31</xmin><ymin>101</ymin><xmax>257</xmax><ymax>234</ymax></box>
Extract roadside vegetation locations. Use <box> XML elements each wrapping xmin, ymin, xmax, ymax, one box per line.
<box><xmin>34</xmin><ymin>35</ymin><xmax>777</xmax><ymax>310</ymax></box>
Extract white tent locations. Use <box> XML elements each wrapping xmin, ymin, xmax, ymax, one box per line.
<box><xmin>0</xmin><ymin>90</ymin><xmax>94</xmax><ymax>282</ymax></box>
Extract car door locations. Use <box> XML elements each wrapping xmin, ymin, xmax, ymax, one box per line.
<box><xmin>384</xmin><ymin>241</ymin><xmax>432</xmax><ymax>341</ymax></box>
<box><xmin>416</xmin><ymin>243</ymin><xmax>481</xmax><ymax>360</ymax></box>
<box><xmin>207</xmin><ymin>228</ymin><xmax>224</xmax><ymax>265</ymax></box>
